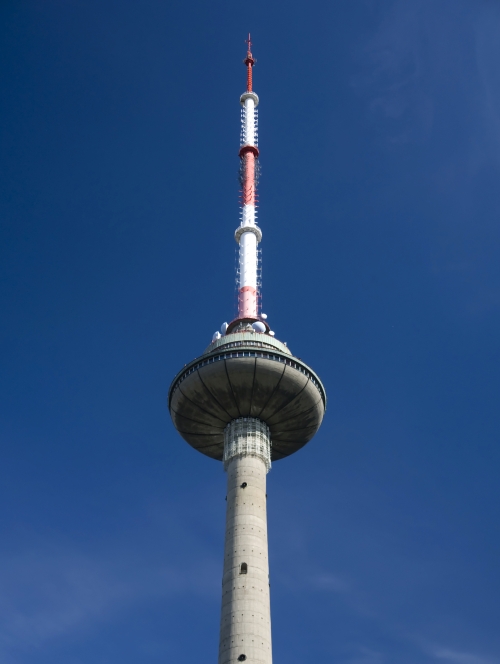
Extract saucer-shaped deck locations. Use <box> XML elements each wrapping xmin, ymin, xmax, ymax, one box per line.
<box><xmin>168</xmin><ymin>334</ymin><xmax>326</xmax><ymax>461</ymax></box>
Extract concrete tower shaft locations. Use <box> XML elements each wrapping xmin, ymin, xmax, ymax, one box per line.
<box><xmin>219</xmin><ymin>419</ymin><xmax>272</xmax><ymax>664</ymax></box>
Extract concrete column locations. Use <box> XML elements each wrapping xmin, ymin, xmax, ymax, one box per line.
<box><xmin>219</xmin><ymin>418</ymin><xmax>272</xmax><ymax>664</ymax></box>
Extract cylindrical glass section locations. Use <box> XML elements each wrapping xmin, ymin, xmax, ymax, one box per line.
<box><xmin>223</xmin><ymin>418</ymin><xmax>271</xmax><ymax>472</ymax></box>
<box><xmin>219</xmin><ymin>418</ymin><xmax>272</xmax><ymax>664</ymax></box>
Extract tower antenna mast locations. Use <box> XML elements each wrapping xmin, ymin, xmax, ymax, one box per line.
<box><xmin>237</xmin><ymin>32</ymin><xmax>261</xmax><ymax>322</ymax></box>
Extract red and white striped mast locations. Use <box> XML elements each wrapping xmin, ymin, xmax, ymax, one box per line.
<box><xmin>236</xmin><ymin>34</ymin><xmax>262</xmax><ymax>321</ymax></box>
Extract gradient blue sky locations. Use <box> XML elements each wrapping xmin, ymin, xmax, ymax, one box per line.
<box><xmin>0</xmin><ymin>1</ymin><xmax>499</xmax><ymax>663</ymax></box>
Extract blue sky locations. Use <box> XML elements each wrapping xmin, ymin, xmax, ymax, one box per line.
<box><xmin>0</xmin><ymin>1</ymin><xmax>499</xmax><ymax>662</ymax></box>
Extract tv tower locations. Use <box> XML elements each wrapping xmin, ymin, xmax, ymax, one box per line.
<box><xmin>168</xmin><ymin>36</ymin><xmax>326</xmax><ymax>664</ymax></box>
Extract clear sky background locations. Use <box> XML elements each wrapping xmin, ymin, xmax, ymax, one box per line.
<box><xmin>0</xmin><ymin>1</ymin><xmax>499</xmax><ymax>663</ymax></box>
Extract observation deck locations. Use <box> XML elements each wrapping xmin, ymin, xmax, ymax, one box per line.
<box><xmin>168</xmin><ymin>331</ymin><xmax>326</xmax><ymax>462</ymax></box>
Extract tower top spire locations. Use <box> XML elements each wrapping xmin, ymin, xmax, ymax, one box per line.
<box><xmin>245</xmin><ymin>33</ymin><xmax>253</xmax><ymax>57</ymax></box>
<box><xmin>244</xmin><ymin>33</ymin><xmax>255</xmax><ymax>92</ymax></box>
